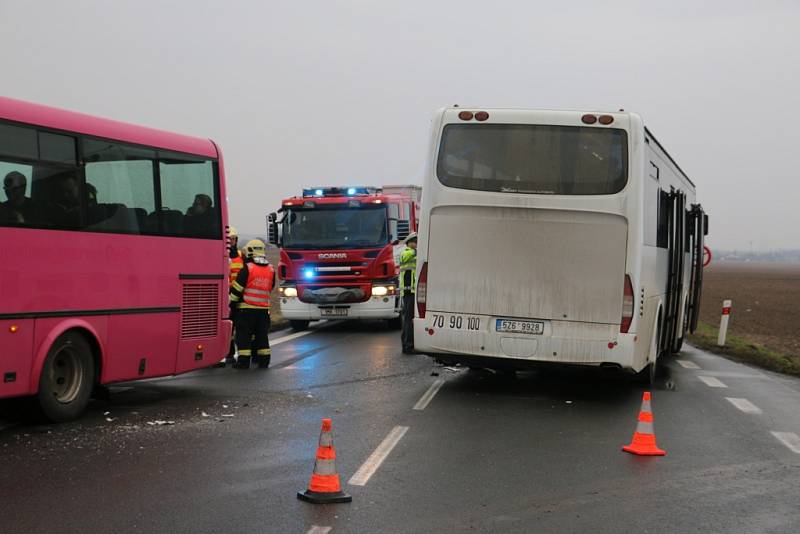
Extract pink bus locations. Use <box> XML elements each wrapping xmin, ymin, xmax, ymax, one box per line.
<box><xmin>0</xmin><ymin>96</ymin><xmax>232</xmax><ymax>421</ymax></box>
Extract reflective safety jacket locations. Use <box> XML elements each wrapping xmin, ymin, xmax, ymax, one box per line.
<box><xmin>229</xmin><ymin>250</ymin><xmax>244</xmax><ymax>285</ymax></box>
<box><xmin>399</xmin><ymin>246</ymin><xmax>417</xmax><ymax>294</ymax></box>
<box><xmin>230</xmin><ymin>259</ymin><xmax>276</xmax><ymax>310</ymax></box>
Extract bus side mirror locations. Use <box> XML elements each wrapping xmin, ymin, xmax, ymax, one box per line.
<box><xmin>703</xmin><ymin>214</ymin><xmax>709</xmax><ymax>236</ymax></box>
<box><xmin>267</xmin><ymin>212</ymin><xmax>279</xmax><ymax>246</ymax></box>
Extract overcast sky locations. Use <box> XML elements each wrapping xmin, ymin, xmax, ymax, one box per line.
<box><xmin>2</xmin><ymin>0</ymin><xmax>798</xmax><ymax>250</ymax></box>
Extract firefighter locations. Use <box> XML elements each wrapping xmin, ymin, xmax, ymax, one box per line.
<box><xmin>225</xmin><ymin>226</ymin><xmax>245</xmax><ymax>365</ymax></box>
<box><xmin>399</xmin><ymin>232</ymin><xmax>418</xmax><ymax>354</ymax></box>
<box><xmin>230</xmin><ymin>239</ymin><xmax>276</xmax><ymax>369</ymax></box>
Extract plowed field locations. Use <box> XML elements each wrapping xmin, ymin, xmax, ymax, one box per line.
<box><xmin>698</xmin><ymin>261</ymin><xmax>800</xmax><ymax>359</ymax></box>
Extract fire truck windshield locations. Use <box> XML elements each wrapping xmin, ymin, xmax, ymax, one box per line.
<box><xmin>282</xmin><ymin>204</ymin><xmax>389</xmax><ymax>249</ymax></box>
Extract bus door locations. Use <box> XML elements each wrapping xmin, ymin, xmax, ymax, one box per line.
<box><xmin>660</xmin><ymin>189</ymin><xmax>687</xmax><ymax>354</ymax></box>
<box><xmin>685</xmin><ymin>204</ymin><xmax>708</xmax><ymax>333</ymax></box>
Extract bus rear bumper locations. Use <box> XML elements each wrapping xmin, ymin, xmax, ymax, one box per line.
<box><xmin>414</xmin><ymin>318</ymin><xmax>642</xmax><ymax>372</ymax></box>
<box><xmin>279</xmin><ymin>296</ymin><xmax>400</xmax><ymax>321</ymax></box>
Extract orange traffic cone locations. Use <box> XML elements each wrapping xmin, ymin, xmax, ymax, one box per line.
<box><xmin>297</xmin><ymin>418</ymin><xmax>352</xmax><ymax>504</ymax></box>
<box><xmin>622</xmin><ymin>391</ymin><xmax>666</xmax><ymax>456</ymax></box>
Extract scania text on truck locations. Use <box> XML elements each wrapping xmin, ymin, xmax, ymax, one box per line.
<box><xmin>414</xmin><ymin>108</ymin><xmax>707</xmax><ymax>382</ymax></box>
<box><xmin>268</xmin><ymin>185</ymin><xmax>421</xmax><ymax>330</ymax></box>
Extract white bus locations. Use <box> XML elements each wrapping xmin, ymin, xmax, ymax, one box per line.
<box><xmin>413</xmin><ymin>108</ymin><xmax>707</xmax><ymax>382</ymax></box>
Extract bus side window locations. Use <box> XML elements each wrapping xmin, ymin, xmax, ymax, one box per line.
<box><xmin>83</xmin><ymin>139</ymin><xmax>156</xmax><ymax>235</ymax></box>
<box><xmin>159</xmin><ymin>154</ymin><xmax>220</xmax><ymax>239</ymax></box>
<box><xmin>656</xmin><ymin>189</ymin><xmax>669</xmax><ymax>249</ymax></box>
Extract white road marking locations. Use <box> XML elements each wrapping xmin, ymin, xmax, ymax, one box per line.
<box><xmin>725</xmin><ymin>397</ymin><xmax>762</xmax><ymax>414</ymax></box>
<box><xmin>676</xmin><ymin>360</ymin><xmax>701</xmax><ymax>369</ymax></box>
<box><xmin>307</xmin><ymin>526</ymin><xmax>332</xmax><ymax>534</ymax></box>
<box><xmin>413</xmin><ymin>379</ymin><xmax>445</xmax><ymax>411</ymax></box>
<box><xmin>698</xmin><ymin>375</ymin><xmax>728</xmax><ymax>388</ymax></box>
<box><xmin>271</xmin><ymin>329</ymin><xmax>317</xmax><ymax>347</ymax></box>
<box><xmin>696</xmin><ymin>370</ymin><xmax>768</xmax><ymax>379</ymax></box>
<box><xmin>771</xmin><ymin>431</ymin><xmax>800</xmax><ymax>454</ymax></box>
<box><xmin>348</xmin><ymin>426</ymin><xmax>409</xmax><ymax>486</ymax></box>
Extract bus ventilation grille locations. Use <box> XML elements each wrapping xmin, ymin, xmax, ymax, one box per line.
<box><xmin>181</xmin><ymin>283</ymin><xmax>219</xmax><ymax>339</ymax></box>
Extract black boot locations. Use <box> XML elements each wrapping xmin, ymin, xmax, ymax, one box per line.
<box><xmin>233</xmin><ymin>356</ymin><xmax>251</xmax><ymax>369</ymax></box>
<box><xmin>258</xmin><ymin>356</ymin><xmax>271</xmax><ymax>369</ymax></box>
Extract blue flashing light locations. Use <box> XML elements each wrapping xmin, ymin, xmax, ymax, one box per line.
<box><xmin>315</xmin><ymin>189</ymin><xmax>323</xmax><ymax>196</ymax></box>
<box><xmin>347</xmin><ymin>187</ymin><xmax>356</xmax><ymax>195</ymax></box>
<box><xmin>303</xmin><ymin>269</ymin><xmax>315</xmax><ymax>280</ymax></box>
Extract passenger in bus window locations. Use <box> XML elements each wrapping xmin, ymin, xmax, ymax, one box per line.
<box><xmin>183</xmin><ymin>193</ymin><xmax>215</xmax><ymax>236</ymax></box>
<box><xmin>48</xmin><ymin>172</ymin><xmax>82</xmax><ymax>228</ymax></box>
<box><xmin>2</xmin><ymin>171</ymin><xmax>39</xmax><ymax>224</ymax></box>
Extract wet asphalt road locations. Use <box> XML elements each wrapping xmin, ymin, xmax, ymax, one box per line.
<box><xmin>2</xmin><ymin>321</ymin><xmax>800</xmax><ymax>534</ymax></box>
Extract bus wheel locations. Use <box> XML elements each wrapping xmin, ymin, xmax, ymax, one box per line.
<box><xmin>289</xmin><ymin>320</ymin><xmax>309</xmax><ymax>331</ymax></box>
<box><xmin>37</xmin><ymin>332</ymin><xmax>95</xmax><ymax>422</ymax></box>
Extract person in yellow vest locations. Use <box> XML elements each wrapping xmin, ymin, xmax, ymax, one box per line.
<box><xmin>230</xmin><ymin>239</ymin><xmax>276</xmax><ymax>369</ymax></box>
<box><xmin>399</xmin><ymin>232</ymin><xmax>418</xmax><ymax>354</ymax></box>
<box><xmin>225</xmin><ymin>226</ymin><xmax>245</xmax><ymax>365</ymax></box>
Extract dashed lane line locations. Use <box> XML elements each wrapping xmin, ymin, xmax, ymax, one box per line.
<box><xmin>676</xmin><ymin>360</ymin><xmax>701</xmax><ymax>369</ymax></box>
<box><xmin>413</xmin><ymin>379</ymin><xmax>445</xmax><ymax>411</ymax></box>
<box><xmin>307</xmin><ymin>527</ymin><xmax>332</xmax><ymax>534</ymax></box>
<box><xmin>725</xmin><ymin>397</ymin><xmax>763</xmax><ymax>414</ymax></box>
<box><xmin>698</xmin><ymin>375</ymin><xmax>728</xmax><ymax>388</ymax></box>
<box><xmin>271</xmin><ymin>321</ymin><xmax>331</xmax><ymax>347</ymax></box>
<box><xmin>348</xmin><ymin>425</ymin><xmax>409</xmax><ymax>486</ymax></box>
<box><xmin>771</xmin><ymin>432</ymin><xmax>800</xmax><ymax>454</ymax></box>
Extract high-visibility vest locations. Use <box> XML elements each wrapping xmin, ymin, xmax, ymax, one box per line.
<box><xmin>243</xmin><ymin>263</ymin><xmax>275</xmax><ymax>308</ymax></box>
<box><xmin>399</xmin><ymin>247</ymin><xmax>416</xmax><ymax>294</ymax></box>
<box><xmin>230</xmin><ymin>251</ymin><xmax>244</xmax><ymax>284</ymax></box>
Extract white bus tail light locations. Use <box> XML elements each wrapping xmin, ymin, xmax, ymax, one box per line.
<box><xmin>620</xmin><ymin>275</ymin><xmax>634</xmax><ymax>333</ymax></box>
<box><xmin>416</xmin><ymin>262</ymin><xmax>428</xmax><ymax>318</ymax></box>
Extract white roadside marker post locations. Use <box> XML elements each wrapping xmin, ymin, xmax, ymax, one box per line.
<box><xmin>717</xmin><ymin>299</ymin><xmax>732</xmax><ymax>347</ymax></box>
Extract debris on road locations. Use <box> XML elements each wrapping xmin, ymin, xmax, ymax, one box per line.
<box><xmin>221</xmin><ymin>414</ymin><xmax>235</xmax><ymax>418</ymax></box>
<box><xmin>146</xmin><ymin>420</ymin><xmax>175</xmax><ymax>426</ymax></box>
<box><xmin>201</xmin><ymin>412</ymin><xmax>210</xmax><ymax>417</ymax></box>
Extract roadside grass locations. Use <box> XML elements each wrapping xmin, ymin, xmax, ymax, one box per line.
<box><xmin>688</xmin><ymin>322</ymin><xmax>800</xmax><ymax>378</ymax></box>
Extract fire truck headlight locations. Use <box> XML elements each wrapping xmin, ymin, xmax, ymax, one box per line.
<box><xmin>282</xmin><ymin>287</ymin><xmax>298</xmax><ymax>298</ymax></box>
<box><xmin>372</xmin><ymin>285</ymin><xmax>389</xmax><ymax>296</ymax></box>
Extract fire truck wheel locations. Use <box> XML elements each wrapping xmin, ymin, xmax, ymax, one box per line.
<box><xmin>37</xmin><ymin>331</ymin><xmax>95</xmax><ymax>422</ymax></box>
<box><xmin>289</xmin><ymin>320</ymin><xmax>309</xmax><ymax>331</ymax></box>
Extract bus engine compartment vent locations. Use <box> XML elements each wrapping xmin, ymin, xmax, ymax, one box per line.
<box><xmin>181</xmin><ymin>283</ymin><xmax>219</xmax><ymax>339</ymax></box>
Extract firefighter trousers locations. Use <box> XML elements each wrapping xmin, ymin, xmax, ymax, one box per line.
<box><xmin>234</xmin><ymin>308</ymin><xmax>271</xmax><ymax>365</ymax></box>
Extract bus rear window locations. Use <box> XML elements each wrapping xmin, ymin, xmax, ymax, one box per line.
<box><xmin>436</xmin><ymin>124</ymin><xmax>628</xmax><ymax>195</ymax></box>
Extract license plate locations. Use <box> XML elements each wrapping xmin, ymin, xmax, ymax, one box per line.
<box><xmin>320</xmin><ymin>307</ymin><xmax>348</xmax><ymax>317</ymax></box>
<box><xmin>430</xmin><ymin>313</ymin><xmax>482</xmax><ymax>331</ymax></box>
<box><xmin>495</xmin><ymin>319</ymin><xmax>545</xmax><ymax>335</ymax></box>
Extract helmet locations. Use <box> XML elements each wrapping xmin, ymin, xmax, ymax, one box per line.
<box><xmin>403</xmin><ymin>232</ymin><xmax>418</xmax><ymax>244</ymax></box>
<box><xmin>244</xmin><ymin>239</ymin><xmax>266</xmax><ymax>259</ymax></box>
<box><xmin>228</xmin><ymin>226</ymin><xmax>238</xmax><ymax>238</ymax></box>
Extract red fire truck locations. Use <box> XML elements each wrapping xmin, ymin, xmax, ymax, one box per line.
<box><xmin>268</xmin><ymin>185</ymin><xmax>421</xmax><ymax>330</ymax></box>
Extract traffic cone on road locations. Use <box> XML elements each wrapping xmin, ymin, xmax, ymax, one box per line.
<box><xmin>297</xmin><ymin>418</ymin><xmax>352</xmax><ymax>504</ymax></box>
<box><xmin>622</xmin><ymin>392</ymin><xmax>666</xmax><ymax>456</ymax></box>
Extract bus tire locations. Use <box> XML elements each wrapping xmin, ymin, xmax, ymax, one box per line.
<box><xmin>36</xmin><ymin>331</ymin><xmax>95</xmax><ymax>422</ymax></box>
<box><xmin>289</xmin><ymin>320</ymin><xmax>309</xmax><ymax>331</ymax></box>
